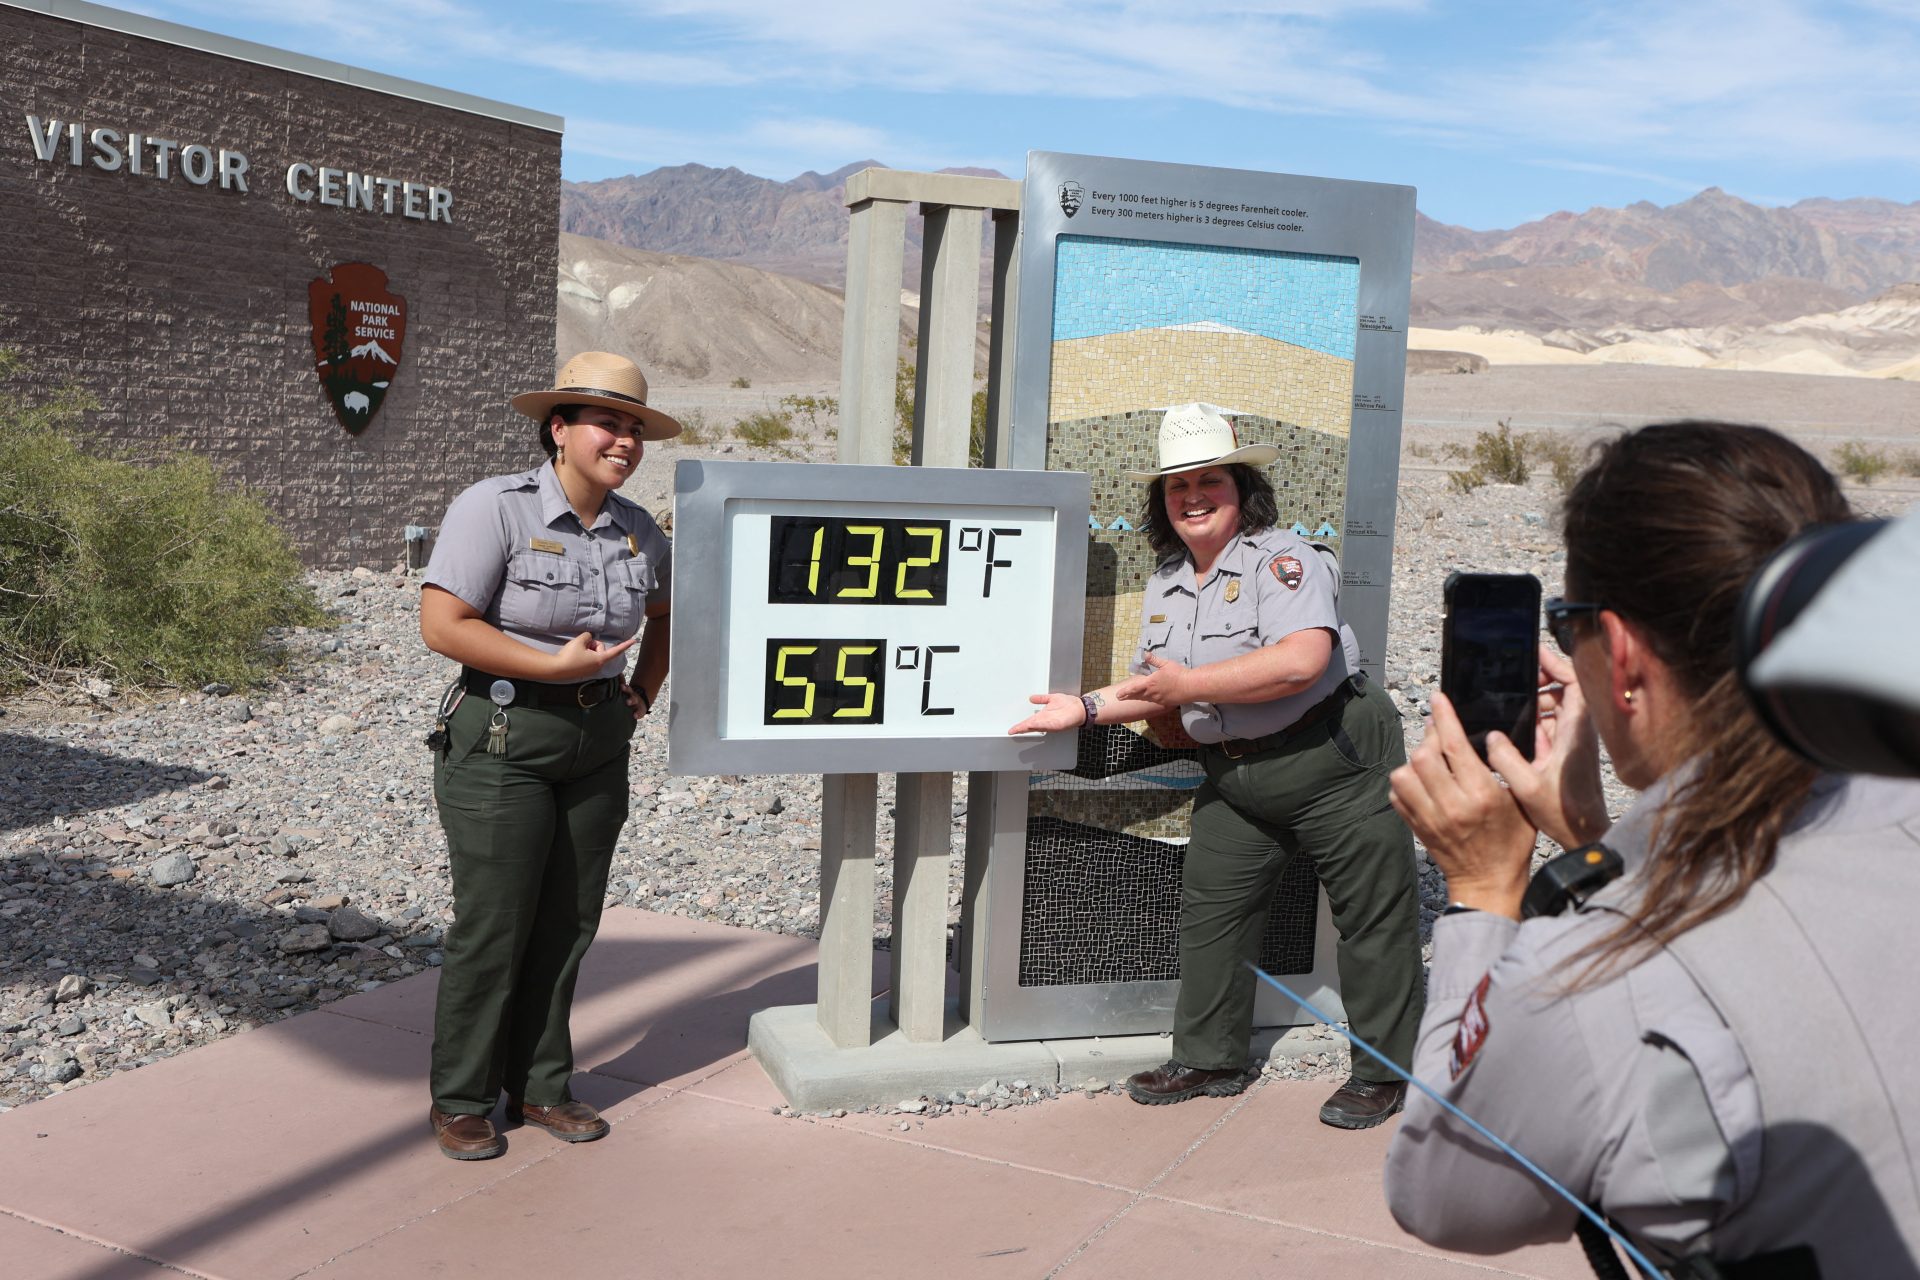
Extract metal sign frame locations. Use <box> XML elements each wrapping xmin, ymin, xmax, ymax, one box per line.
<box><xmin>668</xmin><ymin>459</ymin><xmax>1089</xmax><ymax>776</ymax></box>
<box><xmin>965</xmin><ymin>151</ymin><xmax>1415</xmax><ymax>1041</ymax></box>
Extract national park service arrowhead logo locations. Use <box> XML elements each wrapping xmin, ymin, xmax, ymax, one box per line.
<box><xmin>1059</xmin><ymin>181</ymin><xmax>1083</xmax><ymax>218</ymax></box>
<box><xmin>308</xmin><ymin>263</ymin><xmax>406</xmax><ymax>435</ymax></box>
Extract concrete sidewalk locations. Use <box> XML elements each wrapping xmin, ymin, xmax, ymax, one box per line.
<box><xmin>0</xmin><ymin>909</ymin><xmax>1587</xmax><ymax>1279</ymax></box>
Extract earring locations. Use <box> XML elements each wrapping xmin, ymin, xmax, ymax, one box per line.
<box><xmin>557</xmin><ymin>446</ymin><xmax>566</xmax><ymax>466</ymax></box>
<box><xmin>1623</xmin><ymin>689</ymin><xmax>1635</xmax><ymax>704</ymax></box>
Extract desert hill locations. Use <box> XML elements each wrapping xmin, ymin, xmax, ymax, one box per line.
<box><xmin>556</xmin><ymin>166</ymin><xmax>1920</xmax><ymax>388</ymax></box>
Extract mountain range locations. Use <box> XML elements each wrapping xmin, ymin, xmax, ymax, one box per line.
<box><xmin>562</xmin><ymin>165</ymin><xmax>1920</xmax><ymax>337</ymax></box>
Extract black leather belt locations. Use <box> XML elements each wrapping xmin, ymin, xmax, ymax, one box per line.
<box><xmin>462</xmin><ymin>669</ymin><xmax>620</xmax><ymax>708</ymax></box>
<box><xmin>1209</xmin><ymin>674</ymin><xmax>1363</xmax><ymax>760</ymax></box>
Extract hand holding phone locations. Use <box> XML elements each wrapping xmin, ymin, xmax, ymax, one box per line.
<box><xmin>1440</xmin><ymin>572</ymin><xmax>1542</xmax><ymax>761</ymax></box>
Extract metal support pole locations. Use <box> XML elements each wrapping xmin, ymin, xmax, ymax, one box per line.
<box><xmin>839</xmin><ymin>197</ymin><xmax>908</xmax><ymax>467</ymax></box>
<box><xmin>890</xmin><ymin>771</ymin><xmax>954</xmax><ymax>1042</ymax></box>
<box><xmin>817</xmin><ymin>772</ymin><xmax>878</xmax><ymax>1047</ymax></box>
<box><xmin>982</xmin><ymin>209</ymin><xmax>1021</xmax><ymax>470</ymax></box>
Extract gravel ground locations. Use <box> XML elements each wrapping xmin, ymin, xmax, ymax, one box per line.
<box><xmin>2</xmin><ymin>460</ymin><xmax>1910</xmax><ymax>1114</ymax></box>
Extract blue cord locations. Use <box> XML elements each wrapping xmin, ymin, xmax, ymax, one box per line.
<box><xmin>1247</xmin><ymin>962</ymin><xmax>1666</xmax><ymax>1278</ymax></box>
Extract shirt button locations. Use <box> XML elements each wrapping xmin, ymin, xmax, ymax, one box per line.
<box><xmin>591</xmin><ymin>568</ymin><xmax>600</xmax><ymax>576</ymax></box>
<box><xmin>545</xmin><ymin>572</ymin><xmax>555</xmax><ymax>581</ymax></box>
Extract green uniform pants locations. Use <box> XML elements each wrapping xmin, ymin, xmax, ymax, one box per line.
<box><xmin>1173</xmin><ymin>681</ymin><xmax>1424</xmax><ymax>1081</ymax></box>
<box><xmin>430</xmin><ymin>692</ymin><xmax>634</xmax><ymax>1115</ymax></box>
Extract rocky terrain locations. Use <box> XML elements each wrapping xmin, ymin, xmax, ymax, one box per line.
<box><xmin>5</xmin><ymin>443</ymin><xmax>1912</xmax><ymax>1114</ymax></box>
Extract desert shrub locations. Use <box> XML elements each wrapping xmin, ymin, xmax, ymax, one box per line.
<box><xmin>733</xmin><ymin>408</ymin><xmax>796</xmax><ymax>450</ymax></box>
<box><xmin>0</xmin><ymin>350</ymin><xmax>323</xmax><ymax>691</ymax></box>
<box><xmin>1405</xmin><ymin>440</ymin><xmax>1433</xmax><ymax>460</ymax></box>
<box><xmin>1526</xmin><ymin>431</ymin><xmax>1583</xmax><ymax>492</ymax></box>
<box><xmin>1470</xmin><ymin>421</ymin><xmax>1530</xmax><ymax>485</ymax></box>
<box><xmin>1898</xmin><ymin>449</ymin><xmax>1920</xmax><ymax>477</ymax></box>
<box><xmin>777</xmin><ymin>393</ymin><xmax>838</xmax><ymax>434</ymax></box>
<box><xmin>1442</xmin><ymin>420</ymin><xmax>1530</xmax><ymax>492</ymax></box>
<box><xmin>729</xmin><ymin>375</ymin><xmax>751</xmax><ymax>389</ymax></box>
<box><xmin>1833</xmin><ymin>441</ymin><xmax>1891</xmax><ymax>485</ymax></box>
<box><xmin>672</xmin><ymin>407</ymin><xmax>714</xmax><ymax>446</ymax></box>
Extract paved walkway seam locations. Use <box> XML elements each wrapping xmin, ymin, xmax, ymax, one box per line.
<box><xmin>1130</xmin><ymin>1192</ymin><xmax>1555</xmax><ymax>1276</ymax></box>
<box><xmin>0</xmin><ymin>1204</ymin><xmax>217</xmax><ymax>1278</ymax></box>
<box><xmin>1043</xmin><ymin>1076</ymin><xmax>1268</xmax><ymax>1276</ymax></box>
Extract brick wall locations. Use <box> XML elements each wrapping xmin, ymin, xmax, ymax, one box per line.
<box><xmin>0</xmin><ymin>6</ymin><xmax>559</xmax><ymax>567</ymax></box>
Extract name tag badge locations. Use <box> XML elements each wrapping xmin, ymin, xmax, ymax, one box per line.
<box><xmin>1223</xmin><ymin>579</ymin><xmax>1241</xmax><ymax>604</ymax></box>
<box><xmin>625</xmin><ymin>534</ymin><xmax>640</xmax><ymax>557</ymax></box>
<box><xmin>528</xmin><ymin>537</ymin><xmax>565</xmax><ymax>555</ymax></box>
<box><xmin>1149</xmin><ymin>614</ymin><xmax>1167</xmax><ymax>624</ymax></box>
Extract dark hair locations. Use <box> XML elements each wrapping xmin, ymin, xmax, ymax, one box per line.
<box><xmin>537</xmin><ymin>404</ymin><xmax>591</xmax><ymax>457</ymax></box>
<box><xmin>1562</xmin><ymin>421</ymin><xmax>1851</xmax><ymax>976</ymax></box>
<box><xmin>1139</xmin><ymin>464</ymin><xmax>1282</xmax><ymax>558</ymax></box>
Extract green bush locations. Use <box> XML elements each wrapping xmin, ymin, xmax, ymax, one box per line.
<box><xmin>777</xmin><ymin>393</ymin><xmax>838</xmax><ymax>434</ymax></box>
<box><xmin>1525</xmin><ymin>431</ymin><xmax>1583</xmax><ymax>492</ymax></box>
<box><xmin>1442</xmin><ymin>421</ymin><xmax>1530</xmax><ymax>492</ymax></box>
<box><xmin>672</xmin><ymin>407</ymin><xmax>714</xmax><ymax>446</ymax></box>
<box><xmin>1899</xmin><ymin>449</ymin><xmax>1920</xmax><ymax>478</ymax></box>
<box><xmin>0</xmin><ymin>350</ymin><xmax>323</xmax><ymax>691</ymax></box>
<box><xmin>729</xmin><ymin>375</ymin><xmax>751</xmax><ymax>389</ymax></box>
<box><xmin>1833</xmin><ymin>441</ymin><xmax>1891</xmax><ymax>485</ymax></box>
<box><xmin>733</xmin><ymin>408</ymin><xmax>796</xmax><ymax>450</ymax></box>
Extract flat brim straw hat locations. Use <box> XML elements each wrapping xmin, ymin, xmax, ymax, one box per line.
<box><xmin>510</xmin><ymin>351</ymin><xmax>682</xmax><ymax>441</ymax></box>
<box><xmin>1124</xmin><ymin>403</ymin><xmax>1279</xmax><ymax>480</ymax></box>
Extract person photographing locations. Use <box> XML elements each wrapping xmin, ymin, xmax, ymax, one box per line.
<box><xmin>1385</xmin><ymin>421</ymin><xmax>1920</xmax><ymax>1275</ymax></box>
<box><xmin>1012</xmin><ymin>403</ymin><xmax>1424</xmax><ymax>1127</ymax></box>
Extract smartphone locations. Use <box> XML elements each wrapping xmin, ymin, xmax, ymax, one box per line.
<box><xmin>1440</xmin><ymin>572</ymin><xmax>1541</xmax><ymax>761</ymax></box>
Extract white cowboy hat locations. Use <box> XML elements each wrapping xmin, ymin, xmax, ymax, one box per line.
<box><xmin>1124</xmin><ymin>403</ymin><xmax>1279</xmax><ymax>480</ymax></box>
<box><xmin>510</xmin><ymin>351</ymin><xmax>682</xmax><ymax>441</ymax></box>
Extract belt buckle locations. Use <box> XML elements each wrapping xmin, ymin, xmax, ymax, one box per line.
<box><xmin>1220</xmin><ymin>739</ymin><xmax>1245</xmax><ymax>760</ymax></box>
<box><xmin>576</xmin><ymin>679</ymin><xmax>607</xmax><ymax>708</ymax></box>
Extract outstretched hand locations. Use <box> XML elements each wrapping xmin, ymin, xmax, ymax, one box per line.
<box><xmin>1010</xmin><ymin>692</ymin><xmax>1086</xmax><ymax>736</ymax></box>
<box><xmin>547</xmin><ymin>632</ymin><xmax>637</xmax><ymax>683</ymax></box>
<box><xmin>1110</xmin><ymin>653</ymin><xmax>1191</xmax><ymax>710</ymax></box>
<box><xmin>1390</xmin><ymin>692</ymin><xmax>1537</xmax><ymax>918</ymax></box>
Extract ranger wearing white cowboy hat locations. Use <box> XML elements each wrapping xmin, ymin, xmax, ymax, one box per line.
<box><xmin>418</xmin><ymin>352</ymin><xmax>677</xmax><ymax>1160</ymax></box>
<box><xmin>1014</xmin><ymin>402</ymin><xmax>1424</xmax><ymax>1126</ymax></box>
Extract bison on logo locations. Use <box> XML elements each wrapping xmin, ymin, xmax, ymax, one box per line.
<box><xmin>308</xmin><ymin>263</ymin><xmax>406</xmax><ymax>435</ymax></box>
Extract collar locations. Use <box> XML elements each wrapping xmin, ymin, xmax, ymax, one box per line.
<box><xmin>536</xmin><ymin>460</ymin><xmax>613</xmax><ymax>532</ymax></box>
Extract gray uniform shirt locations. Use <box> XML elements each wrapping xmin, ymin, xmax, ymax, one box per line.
<box><xmin>1385</xmin><ymin>772</ymin><xmax>1920</xmax><ymax>1272</ymax></box>
<box><xmin>423</xmin><ymin>462</ymin><xmax>671</xmax><ymax>681</ymax></box>
<box><xmin>1135</xmin><ymin>527</ymin><xmax>1352</xmax><ymax>744</ymax></box>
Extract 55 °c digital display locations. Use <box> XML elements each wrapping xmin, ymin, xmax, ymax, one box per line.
<box><xmin>767</xmin><ymin>516</ymin><xmax>949</xmax><ymax>606</ymax></box>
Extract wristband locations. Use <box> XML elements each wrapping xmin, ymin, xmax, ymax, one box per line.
<box><xmin>1080</xmin><ymin>693</ymin><xmax>1099</xmax><ymax>726</ymax></box>
<box><xmin>1441</xmin><ymin>903</ymin><xmax>1479</xmax><ymax>917</ymax></box>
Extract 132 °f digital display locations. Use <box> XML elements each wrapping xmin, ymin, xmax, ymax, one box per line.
<box><xmin>767</xmin><ymin>517</ymin><xmax>949</xmax><ymax>606</ymax></box>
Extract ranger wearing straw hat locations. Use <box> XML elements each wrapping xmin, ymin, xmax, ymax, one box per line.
<box><xmin>1013</xmin><ymin>403</ymin><xmax>1424</xmax><ymax>1127</ymax></box>
<box><xmin>418</xmin><ymin>353</ymin><xmax>678</xmax><ymax>1160</ymax></box>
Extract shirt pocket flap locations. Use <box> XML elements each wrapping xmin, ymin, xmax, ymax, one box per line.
<box><xmin>616</xmin><ymin>554</ymin><xmax>657</xmax><ymax>596</ymax></box>
<box><xmin>506</xmin><ymin>551</ymin><xmax>584</xmax><ymax>589</ymax></box>
<box><xmin>1141</xmin><ymin>621</ymin><xmax>1176</xmax><ymax>652</ymax></box>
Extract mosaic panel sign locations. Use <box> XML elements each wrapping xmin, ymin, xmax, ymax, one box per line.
<box><xmin>970</xmin><ymin>152</ymin><xmax>1413</xmax><ymax>1041</ymax></box>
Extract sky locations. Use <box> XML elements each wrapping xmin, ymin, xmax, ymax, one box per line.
<box><xmin>118</xmin><ymin>0</ymin><xmax>1920</xmax><ymax>230</ymax></box>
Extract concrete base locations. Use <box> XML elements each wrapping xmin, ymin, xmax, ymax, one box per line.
<box><xmin>748</xmin><ymin>1000</ymin><xmax>1352</xmax><ymax>1111</ymax></box>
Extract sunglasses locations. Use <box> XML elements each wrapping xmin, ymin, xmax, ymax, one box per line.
<box><xmin>1543</xmin><ymin>597</ymin><xmax>1603</xmax><ymax>655</ymax></box>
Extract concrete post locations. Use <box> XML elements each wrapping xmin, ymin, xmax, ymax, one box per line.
<box><xmin>817</xmin><ymin>772</ymin><xmax>878</xmax><ymax>1047</ymax></box>
<box><xmin>890</xmin><ymin>771</ymin><xmax>954</xmax><ymax>1042</ymax></box>
<box><xmin>839</xmin><ymin>196</ymin><xmax>907</xmax><ymax>467</ymax></box>
<box><xmin>910</xmin><ymin>204</ymin><xmax>983</xmax><ymax>469</ymax></box>
<box><xmin>982</xmin><ymin>209</ymin><xmax>1021</xmax><ymax>470</ymax></box>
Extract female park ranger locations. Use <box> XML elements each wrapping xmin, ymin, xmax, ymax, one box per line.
<box><xmin>1012</xmin><ymin>403</ymin><xmax>1424</xmax><ymax>1128</ymax></box>
<box><xmin>419</xmin><ymin>352</ymin><xmax>676</xmax><ymax>1160</ymax></box>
